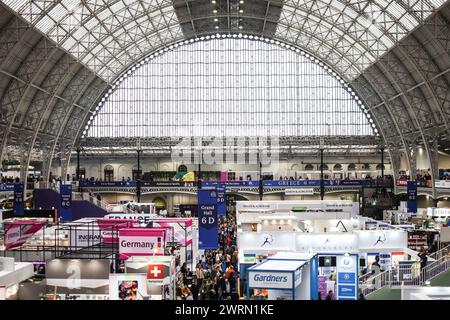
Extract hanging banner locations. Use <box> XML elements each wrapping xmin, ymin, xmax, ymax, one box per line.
<box><xmin>3</xmin><ymin>221</ymin><xmax>46</xmax><ymax>250</ymax></box>
<box><xmin>198</xmin><ymin>189</ymin><xmax>218</xmax><ymax>250</ymax></box>
<box><xmin>13</xmin><ymin>183</ymin><xmax>24</xmax><ymax>215</ymax></box>
<box><xmin>407</xmin><ymin>181</ymin><xmax>418</xmax><ymax>215</ymax></box>
<box><xmin>217</xmin><ymin>187</ymin><xmax>227</xmax><ymax>217</ymax></box>
<box><xmin>118</xmin><ymin>228</ymin><xmax>166</xmax><ymax>259</ymax></box>
<box><xmin>60</xmin><ymin>184</ymin><xmax>73</xmax><ymax>221</ymax></box>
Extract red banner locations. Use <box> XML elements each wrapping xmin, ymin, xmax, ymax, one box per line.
<box><xmin>3</xmin><ymin>221</ymin><xmax>46</xmax><ymax>250</ymax></box>
<box><xmin>396</xmin><ymin>179</ymin><xmax>408</xmax><ymax>186</ymax></box>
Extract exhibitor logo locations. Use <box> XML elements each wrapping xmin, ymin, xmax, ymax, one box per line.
<box><xmin>171</xmin><ymin>136</ymin><xmax>279</xmax><ymax>169</ymax></box>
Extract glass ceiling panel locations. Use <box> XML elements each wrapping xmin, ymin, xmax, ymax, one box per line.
<box><xmin>2</xmin><ymin>0</ymin><xmax>445</xmax><ymax>82</ymax></box>
<box><xmin>2</xmin><ymin>0</ymin><xmax>180</xmax><ymax>82</ymax></box>
<box><xmin>84</xmin><ymin>37</ymin><xmax>376</xmax><ymax>139</ymax></box>
<box><xmin>277</xmin><ymin>0</ymin><xmax>446</xmax><ymax>80</ymax></box>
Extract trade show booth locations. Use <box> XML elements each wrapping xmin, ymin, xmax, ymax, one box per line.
<box><xmin>247</xmin><ymin>254</ymin><xmax>315</xmax><ymax>300</ymax></box>
<box><xmin>125</xmin><ymin>255</ymin><xmax>177</xmax><ymax>300</ymax></box>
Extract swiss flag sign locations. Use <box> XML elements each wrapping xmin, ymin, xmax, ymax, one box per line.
<box><xmin>147</xmin><ymin>264</ymin><xmax>164</xmax><ymax>279</ymax></box>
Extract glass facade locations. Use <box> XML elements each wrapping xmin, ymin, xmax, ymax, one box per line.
<box><xmin>85</xmin><ymin>38</ymin><xmax>375</xmax><ymax>138</ymax></box>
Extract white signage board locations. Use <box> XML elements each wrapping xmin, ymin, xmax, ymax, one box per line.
<box><xmin>105</xmin><ymin>214</ymin><xmax>159</xmax><ymax>225</ymax></box>
<box><xmin>248</xmin><ymin>271</ymin><xmax>293</xmax><ymax>289</ymax></box>
<box><xmin>285</xmin><ymin>189</ymin><xmax>315</xmax><ymax>195</ymax></box>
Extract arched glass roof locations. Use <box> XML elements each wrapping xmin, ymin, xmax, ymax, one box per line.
<box><xmin>84</xmin><ymin>37</ymin><xmax>375</xmax><ymax>138</ymax></box>
<box><xmin>2</xmin><ymin>0</ymin><xmax>446</xmax><ymax>82</ymax></box>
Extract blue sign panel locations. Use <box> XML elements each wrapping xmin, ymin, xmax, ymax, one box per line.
<box><xmin>79</xmin><ymin>181</ymin><xmax>137</xmax><ymax>188</ymax></box>
<box><xmin>338</xmin><ymin>272</ymin><xmax>356</xmax><ymax>284</ymax></box>
<box><xmin>13</xmin><ymin>183</ymin><xmax>24</xmax><ymax>215</ymax></box>
<box><xmin>337</xmin><ymin>285</ymin><xmax>356</xmax><ymax>297</ymax></box>
<box><xmin>216</xmin><ymin>187</ymin><xmax>226</xmax><ymax>217</ymax></box>
<box><xmin>201</xmin><ymin>181</ymin><xmax>259</xmax><ymax>188</ymax></box>
<box><xmin>263</xmin><ymin>180</ymin><xmax>322</xmax><ymax>187</ymax></box>
<box><xmin>407</xmin><ymin>181</ymin><xmax>418</xmax><ymax>214</ymax></box>
<box><xmin>0</xmin><ymin>183</ymin><xmax>15</xmax><ymax>192</ymax></box>
<box><xmin>60</xmin><ymin>184</ymin><xmax>73</xmax><ymax>221</ymax></box>
<box><xmin>198</xmin><ymin>189</ymin><xmax>218</xmax><ymax>250</ymax></box>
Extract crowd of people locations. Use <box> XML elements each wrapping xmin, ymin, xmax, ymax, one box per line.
<box><xmin>175</xmin><ymin>216</ymin><xmax>239</xmax><ymax>300</ymax></box>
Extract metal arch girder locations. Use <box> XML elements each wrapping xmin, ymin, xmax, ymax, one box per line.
<box><xmin>0</xmin><ymin>38</ymin><xmax>59</xmax><ymax>163</ymax></box>
<box><xmin>16</xmin><ymin>0</ymin><xmax>180</xmax><ymax>79</ymax></box>
<box><xmin>351</xmin><ymin>73</ymin><xmax>410</xmax><ymax>186</ymax></box>
<box><xmin>377</xmin><ymin>45</ymin><xmax>445</xmax><ymax>190</ymax></box>
<box><xmin>43</xmin><ymin>71</ymin><xmax>99</xmax><ymax>182</ymax></box>
<box><xmin>38</xmin><ymin>69</ymin><xmax>95</xmax><ymax>179</ymax></box>
<box><xmin>397</xmin><ymin>37</ymin><xmax>450</xmax><ymax>136</ymax></box>
<box><xmin>374</xmin><ymin>53</ymin><xmax>437</xmax><ymax>195</ymax></box>
<box><xmin>19</xmin><ymin>54</ymin><xmax>80</xmax><ymax>186</ymax></box>
<box><xmin>60</xmin><ymin>78</ymin><xmax>110</xmax><ymax>179</ymax></box>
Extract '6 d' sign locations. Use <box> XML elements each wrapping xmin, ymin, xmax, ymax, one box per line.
<box><xmin>198</xmin><ymin>189</ymin><xmax>218</xmax><ymax>250</ymax></box>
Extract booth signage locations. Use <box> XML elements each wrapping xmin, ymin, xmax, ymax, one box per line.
<box><xmin>336</xmin><ymin>255</ymin><xmax>357</xmax><ymax>300</ymax></box>
<box><xmin>198</xmin><ymin>189</ymin><xmax>218</xmax><ymax>250</ymax></box>
<box><xmin>248</xmin><ymin>271</ymin><xmax>293</xmax><ymax>289</ymax></box>
<box><xmin>284</xmin><ymin>188</ymin><xmax>315</xmax><ymax>195</ymax></box>
<box><xmin>60</xmin><ymin>184</ymin><xmax>72</xmax><ymax>221</ymax></box>
<box><xmin>0</xmin><ymin>183</ymin><xmax>14</xmax><ymax>192</ymax></box>
<box><xmin>118</xmin><ymin>228</ymin><xmax>166</xmax><ymax>259</ymax></box>
<box><xmin>13</xmin><ymin>183</ymin><xmax>24</xmax><ymax>215</ymax></box>
<box><xmin>407</xmin><ymin>181</ymin><xmax>418</xmax><ymax>214</ymax></box>
<box><xmin>80</xmin><ymin>181</ymin><xmax>137</xmax><ymax>188</ymax></box>
<box><xmin>396</xmin><ymin>179</ymin><xmax>408</xmax><ymax>186</ymax></box>
<box><xmin>105</xmin><ymin>214</ymin><xmax>158</xmax><ymax>225</ymax></box>
<box><xmin>97</xmin><ymin>219</ymin><xmax>138</xmax><ymax>243</ymax></box>
<box><xmin>147</xmin><ymin>264</ymin><xmax>165</xmax><ymax>280</ymax></box>
<box><xmin>69</xmin><ymin>229</ymin><xmax>102</xmax><ymax>248</ymax></box>
<box><xmin>435</xmin><ymin>180</ymin><xmax>450</xmax><ymax>189</ymax></box>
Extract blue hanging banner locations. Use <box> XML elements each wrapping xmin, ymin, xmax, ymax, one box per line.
<box><xmin>198</xmin><ymin>189</ymin><xmax>218</xmax><ymax>250</ymax></box>
<box><xmin>407</xmin><ymin>181</ymin><xmax>418</xmax><ymax>215</ymax></box>
<box><xmin>216</xmin><ymin>187</ymin><xmax>227</xmax><ymax>217</ymax></box>
<box><xmin>13</xmin><ymin>183</ymin><xmax>24</xmax><ymax>215</ymax></box>
<box><xmin>336</xmin><ymin>255</ymin><xmax>358</xmax><ymax>300</ymax></box>
<box><xmin>60</xmin><ymin>184</ymin><xmax>73</xmax><ymax>221</ymax></box>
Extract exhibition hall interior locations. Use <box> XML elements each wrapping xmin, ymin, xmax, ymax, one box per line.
<box><xmin>2</xmin><ymin>0</ymin><xmax>450</xmax><ymax>302</ymax></box>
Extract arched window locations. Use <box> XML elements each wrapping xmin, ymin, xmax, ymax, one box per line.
<box><xmin>347</xmin><ymin>164</ymin><xmax>356</xmax><ymax>171</ymax></box>
<box><xmin>104</xmin><ymin>165</ymin><xmax>114</xmax><ymax>181</ymax></box>
<box><xmin>304</xmin><ymin>164</ymin><xmax>314</xmax><ymax>171</ymax></box>
<box><xmin>178</xmin><ymin>165</ymin><xmax>188</xmax><ymax>173</ymax></box>
<box><xmin>84</xmin><ymin>38</ymin><xmax>375</xmax><ymax>139</ymax></box>
<box><xmin>362</xmin><ymin>164</ymin><xmax>371</xmax><ymax>170</ymax></box>
<box><xmin>376</xmin><ymin>164</ymin><xmax>385</xmax><ymax>170</ymax></box>
<box><xmin>319</xmin><ymin>164</ymin><xmax>329</xmax><ymax>170</ymax></box>
<box><xmin>333</xmin><ymin>164</ymin><xmax>342</xmax><ymax>171</ymax></box>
